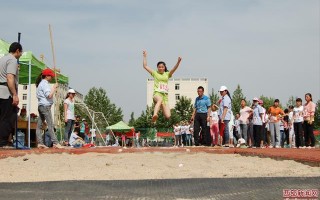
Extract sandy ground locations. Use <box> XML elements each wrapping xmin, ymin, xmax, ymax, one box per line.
<box><xmin>0</xmin><ymin>152</ymin><xmax>319</xmax><ymax>182</ymax></box>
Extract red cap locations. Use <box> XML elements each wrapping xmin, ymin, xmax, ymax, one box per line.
<box><xmin>42</xmin><ymin>68</ymin><xmax>55</xmax><ymax>77</ymax></box>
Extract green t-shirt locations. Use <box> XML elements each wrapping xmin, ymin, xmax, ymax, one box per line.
<box><xmin>151</xmin><ymin>70</ymin><xmax>171</xmax><ymax>94</ymax></box>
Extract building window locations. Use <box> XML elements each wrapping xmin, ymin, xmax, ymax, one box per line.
<box><xmin>22</xmin><ymin>104</ymin><xmax>27</xmax><ymax>109</ymax></box>
<box><xmin>23</xmin><ymin>85</ymin><xmax>27</xmax><ymax>90</ymax></box>
<box><xmin>175</xmin><ymin>83</ymin><xmax>180</xmax><ymax>90</ymax></box>
<box><xmin>22</xmin><ymin>94</ymin><xmax>27</xmax><ymax>100</ymax></box>
<box><xmin>175</xmin><ymin>94</ymin><xmax>180</xmax><ymax>100</ymax></box>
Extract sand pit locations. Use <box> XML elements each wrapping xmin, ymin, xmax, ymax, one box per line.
<box><xmin>0</xmin><ymin>152</ymin><xmax>319</xmax><ymax>182</ymax></box>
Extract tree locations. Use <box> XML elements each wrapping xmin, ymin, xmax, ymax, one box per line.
<box><xmin>174</xmin><ymin>96</ymin><xmax>193</xmax><ymax>122</ymax></box>
<box><xmin>231</xmin><ymin>84</ymin><xmax>245</xmax><ymax>115</ymax></box>
<box><xmin>314</xmin><ymin>99</ymin><xmax>320</xmax><ymax>130</ymax></box>
<box><xmin>209</xmin><ymin>88</ymin><xmax>220</xmax><ymax>105</ymax></box>
<box><xmin>128</xmin><ymin>112</ymin><xmax>135</xmax><ymax>126</ymax></box>
<box><xmin>286</xmin><ymin>96</ymin><xmax>296</xmax><ymax>108</ymax></box>
<box><xmin>133</xmin><ymin>106</ymin><xmax>154</xmax><ymax>139</ymax></box>
<box><xmin>84</xmin><ymin>87</ymin><xmax>123</xmax><ymax>129</ymax></box>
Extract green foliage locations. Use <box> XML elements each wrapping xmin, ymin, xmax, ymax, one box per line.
<box><xmin>133</xmin><ymin>106</ymin><xmax>154</xmax><ymax>139</ymax></box>
<box><xmin>133</xmin><ymin>106</ymin><xmax>152</xmax><ymax>132</ymax></box>
<box><xmin>314</xmin><ymin>100</ymin><xmax>320</xmax><ymax>130</ymax></box>
<box><xmin>286</xmin><ymin>96</ymin><xmax>296</xmax><ymax>108</ymax></box>
<box><xmin>209</xmin><ymin>88</ymin><xmax>220</xmax><ymax>105</ymax></box>
<box><xmin>128</xmin><ymin>112</ymin><xmax>135</xmax><ymax>126</ymax></box>
<box><xmin>84</xmin><ymin>87</ymin><xmax>123</xmax><ymax>128</ymax></box>
<box><xmin>174</xmin><ymin>96</ymin><xmax>193</xmax><ymax>122</ymax></box>
<box><xmin>231</xmin><ymin>84</ymin><xmax>245</xmax><ymax>115</ymax></box>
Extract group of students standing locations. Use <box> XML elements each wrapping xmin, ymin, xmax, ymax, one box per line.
<box><xmin>173</xmin><ymin>121</ymin><xmax>193</xmax><ymax>147</ymax></box>
<box><xmin>236</xmin><ymin>94</ymin><xmax>317</xmax><ymax>148</ymax></box>
<box><xmin>193</xmin><ymin>86</ymin><xmax>317</xmax><ymax>149</ymax></box>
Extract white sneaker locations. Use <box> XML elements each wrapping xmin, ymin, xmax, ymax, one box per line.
<box><xmin>275</xmin><ymin>146</ymin><xmax>281</xmax><ymax>148</ymax></box>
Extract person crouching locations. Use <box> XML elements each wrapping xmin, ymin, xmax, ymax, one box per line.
<box><xmin>69</xmin><ymin>128</ymin><xmax>85</xmax><ymax>148</ymax></box>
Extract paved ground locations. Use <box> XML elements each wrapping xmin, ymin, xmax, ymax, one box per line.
<box><xmin>0</xmin><ymin>177</ymin><xmax>319</xmax><ymax>200</ymax></box>
<box><xmin>0</xmin><ymin>147</ymin><xmax>319</xmax><ymax>199</ymax></box>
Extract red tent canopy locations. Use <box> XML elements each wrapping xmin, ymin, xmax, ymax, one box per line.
<box><xmin>156</xmin><ymin>132</ymin><xmax>174</xmax><ymax>137</ymax></box>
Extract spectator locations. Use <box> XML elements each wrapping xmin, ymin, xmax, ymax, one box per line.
<box><xmin>74</xmin><ymin>115</ymin><xmax>80</xmax><ymax>132</ymax></box>
<box><xmin>252</xmin><ymin>97</ymin><xmax>264</xmax><ymax>148</ymax></box>
<box><xmin>190</xmin><ymin>86</ymin><xmax>211</xmax><ymax>146</ymax></box>
<box><xmin>239</xmin><ymin>99</ymin><xmax>252</xmax><ymax>145</ymax></box>
<box><xmin>259</xmin><ymin>99</ymin><xmax>269</xmax><ymax>147</ymax></box>
<box><xmin>185</xmin><ymin>121</ymin><xmax>192</xmax><ymax>146</ymax></box>
<box><xmin>288</xmin><ymin>105</ymin><xmax>295</xmax><ymax>148</ymax></box>
<box><xmin>281</xmin><ymin>109</ymin><xmax>290</xmax><ymax>148</ymax></box>
<box><xmin>0</xmin><ymin>42</ymin><xmax>22</xmax><ymax>148</ymax></box>
<box><xmin>106</xmin><ymin>132</ymin><xmax>111</xmax><ymax>146</ymax></box>
<box><xmin>218</xmin><ymin>86</ymin><xmax>232</xmax><ymax>147</ymax></box>
<box><xmin>209</xmin><ymin>104</ymin><xmax>219</xmax><ymax>146</ymax></box>
<box><xmin>293</xmin><ymin>98</ymin><xmax>304</xmax><ymax>148</ymax></box>
<box><xmin>173</xmin><ymin>123</ymin><xmax>181</xmax><ymax>147</ymax></box>
<box><xmin>135</xmin><ymin>131</ymin><xmax>141</xmax><ymax>148</ymax></box>
<box><xmin>121</xmin><ymin>134</ymin><xmax>126</xmax><ymax>148</ymax></box>
<box><xmin>90</xmin><ymin>128</ymin><xmax>96</xmax><ymax>145</ymax></box>
<box><xmin>267</xmin><ymin>99</ymin><xmax>284</xmax><ymax>148</ymax></box>
<box><xmin>303</xmin><ymin>93</ymin><xmax>316</xmax><ymax>148</ymax></box>
<box><xmin>233</xmin><ymin>113</ymin><xmax>241</xmax><ymax>142</ymax></box>
<box><xmin>69</xmin><ymin>128</ymin><xmax>85</xmax><ymax>148</ymax></box>
<box><xmin>35</xmin><ymin>68</ymin><xmax>63</xmax><ymax>149</ymax></box>
<box><xmin>79</xmin><ymin>118</ymin><xmax>86</xmax><ymax>141</ymax></box>
<box><xmin>228</xmin><ymin>111</ymin><xmax>235</xmax><ymax>147</ymax></box>
<box><xmin>64</xmin><ymin>89</ymin><xmax>76</xmax><ymax>145</ymax></box>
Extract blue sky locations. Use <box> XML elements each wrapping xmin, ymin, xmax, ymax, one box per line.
<box><xmin>1</xmin><ymin>0</ymin><xmax>319</xmax><ymax>121</ymax></box>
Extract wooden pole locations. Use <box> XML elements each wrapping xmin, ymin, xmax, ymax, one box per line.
<box><xmin>49</xmin><ymin>24</ymin><xmax>62</xmax><ymax>142</ymax></box>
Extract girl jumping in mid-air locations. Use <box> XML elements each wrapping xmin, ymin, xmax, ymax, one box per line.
<box><xmin>143</xmin><ymin>50</ymin><xmax>182</xmax><ymax>122</ymax></box>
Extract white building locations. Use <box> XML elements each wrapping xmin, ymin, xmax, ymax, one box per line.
<box><xmin>18</xmin><ymin>83</ymin><xmax>83</xmax><ymax>125</ymax></box>
<box><xmin>147</xmin><ymin>78</ymin><xmax>209</xmax><ymax>108</ymax></box>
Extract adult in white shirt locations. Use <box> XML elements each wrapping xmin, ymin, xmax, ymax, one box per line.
<box><xmin>64</xmin><ymin>89</ymin><xmax>76</xmax><ymax>145</ymax></box>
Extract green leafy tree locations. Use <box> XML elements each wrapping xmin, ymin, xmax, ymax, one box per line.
<box><xmin>84</xmin><ymin>87</ymin><xmax>123</xmax><ymax>128</ymax></box>
<box><xmin>154</xmin><ymin>109</ymin><xmax>180</xmax><ymax>131</ymax></box>
<box><xmin>314</xmin><ymin>99</ymin><xmax>320</xmax><ymax>130</ymax></box>
<box><xmin>231</xmin><ymin>84</ymin><xmax>245</xmax><ymax>115</ymax></box>
<box><xmin>209</xmin><ymin>88</ymin><xmax>220</xmax><ymax>105</ymax></box>
<box><xmin>128</xmin><ymin>112</ymin><xmax>135</xmax><ymax>126</ymax></box>
<box><xmin>134</xmin><ymin>106</ymin><xmax>154</xmax><ymax>139</ymax></box>
<box><xmin>286</xmin><ymin>96</ymin><xmax>296</xmax><ymax>108</ymax></box>
<box><xmin>174</xmin><ymin>96</ymin><xmax>193</xmax><ymax>122</ymax></box>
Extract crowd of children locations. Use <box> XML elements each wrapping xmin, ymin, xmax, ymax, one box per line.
<box><xmin>172</xmin><ymin>93</ymin><xmax>317</xmax><ymax>149</ymax></box>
